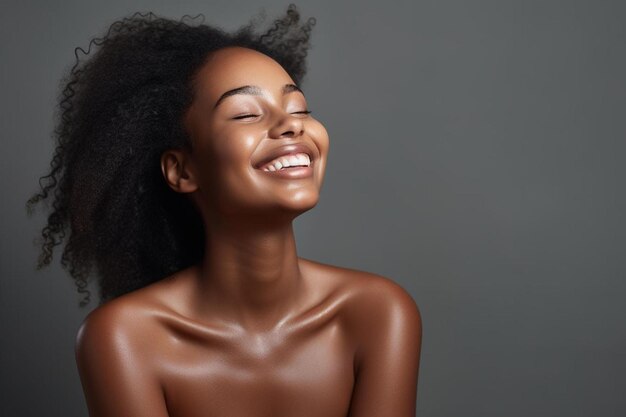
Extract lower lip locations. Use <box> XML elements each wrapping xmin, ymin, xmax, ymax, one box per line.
<box><xmin>257</xmin><ymin>165</ymin><xmax>314</xmax><ymax>179</ymax></box>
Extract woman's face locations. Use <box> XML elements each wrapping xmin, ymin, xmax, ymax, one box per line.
<box><xmin>180</xmin><ymin>46</ymin><xmax>329</xmax><ymax>222</ymax></box>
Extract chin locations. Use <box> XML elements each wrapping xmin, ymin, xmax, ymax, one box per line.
<box><xmin>272</xmin><ymin>189</ymin><xmax>320</xmax><ymax>216</ymax></box>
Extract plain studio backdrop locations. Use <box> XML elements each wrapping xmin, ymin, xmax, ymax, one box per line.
<box><xmin>1</xmin><ymin>0</ymin><xmax>625</xmax><ymax>416</ymax></box>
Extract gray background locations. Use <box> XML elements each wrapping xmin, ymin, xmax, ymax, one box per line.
<box><xmin>1</xmin><ymin>0</ymin><xmax>625</xmax><ymax>416</ymax></box>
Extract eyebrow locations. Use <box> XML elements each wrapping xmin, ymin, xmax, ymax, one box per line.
<box><xmin>213</xmin><ymin>84</ymin><xmax>304</xmax><ymax>109</ymax></box>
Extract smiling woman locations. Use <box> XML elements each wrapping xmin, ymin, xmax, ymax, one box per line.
<box><xmin>25</xmin><ymin>4</ymin><xmax>421</xmax><ymax>417</ymax></box>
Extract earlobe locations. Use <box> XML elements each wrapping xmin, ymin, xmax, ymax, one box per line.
<box><xmin>160</xmin><ymin>149</ymin><xmax>198</xmax><ymax>194</ymax></box>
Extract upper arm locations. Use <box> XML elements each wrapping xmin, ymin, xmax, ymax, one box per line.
<box><xmin>75</xmin><ymin>304</ymin><xmax>169</xmax><ymax>417</ymax></box>
<box><xmin>346</xmin><ymin>276</ymin><xmax>422</xmax><ymax>417</ymax></box>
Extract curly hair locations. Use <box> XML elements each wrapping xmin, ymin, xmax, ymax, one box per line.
<box><xmin>25</xmin><ymin>4</ymin><xmax>316</xmax><ymax>307</ymax></box>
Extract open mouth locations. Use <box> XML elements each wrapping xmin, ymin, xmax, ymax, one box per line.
<box><xmin>258</xmin><ymin>152</ymin><xmax>311</xmax><ymax>172</ymax></box>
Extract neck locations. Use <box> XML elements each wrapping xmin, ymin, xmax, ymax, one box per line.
<box><xmin>193</xmin><ymin>214</ymin><xmax>304</xmax><ymax>333</ymax></box>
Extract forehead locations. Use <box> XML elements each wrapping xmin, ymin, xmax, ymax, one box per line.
<box><xmin>193</xmin><ymin>46</ymin><xmax>294</xmax><ymax>103</ymax></box>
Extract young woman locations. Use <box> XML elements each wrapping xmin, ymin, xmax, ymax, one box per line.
<box><xmin>27</xmin><ymin>5</ymin><xmax>422</xmax><ymax>416</ymax></box>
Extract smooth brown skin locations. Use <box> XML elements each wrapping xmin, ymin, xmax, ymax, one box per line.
<box><xmin>75</xmin><ymin>46</ymin><xmax>422</xmax><ymax>417</ymax></box>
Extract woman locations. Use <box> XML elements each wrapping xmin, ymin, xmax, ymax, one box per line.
<box><xmin>27</xmin><ymin>5</ymin><xmax>422</xmax><ymax>416</ymax></box>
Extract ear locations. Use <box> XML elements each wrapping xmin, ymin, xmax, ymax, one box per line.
<box><xmin>160</xmin><ymin>149</ymin><xmax>199</xmax><ymax>193</ymax></box>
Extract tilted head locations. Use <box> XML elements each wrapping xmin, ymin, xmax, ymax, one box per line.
<box><xmin>162</xmin><ymin>46</ymin><xmax>329</xmax><ymax>228</ymax></box>
<box><xmin>25</xmin><ymin>5</ymin><xmax>322</xmax><ymax>305</ymax></box>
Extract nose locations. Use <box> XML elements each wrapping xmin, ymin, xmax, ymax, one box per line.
<box><xmin>268</xmin><ymin>111</ymin><xmax>305</xmax><ymax>139</ymax></box>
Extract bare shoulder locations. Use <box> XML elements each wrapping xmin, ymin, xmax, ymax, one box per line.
<box><xmin>74</xmin><ymin>285</ymin><xmax>168</xmax><ymax>366</ymax></box>
<box><xmin>299</xmin><ymin>260</ymin><xmax>422</xmax><ymax>415</ymax></box>
<box><xmin>75</xmin><ymin>265</ymin><xmax>192</xmax><ymax>344</ymax></box>
<box><xmin>299</xmin><ymin>258</ymin><xmax>422</xmax><ymax>331</ymax></box>
<box><xmin>74</xmin><ymin>285</ymin><xmax>173</xmax><ymax>416</ymax></box>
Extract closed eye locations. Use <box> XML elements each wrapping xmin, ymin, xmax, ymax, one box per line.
<box><xmin>232</xmin><ymin>110</ymin><xmax>312</xmax><ymax>120</ymax></box>
<box><xmin>232</xmin><ymin>114</ymin><xmax>260</xmax><ymax>120</ymax></box>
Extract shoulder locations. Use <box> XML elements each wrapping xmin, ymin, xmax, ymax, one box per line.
<box><xmin>74</xmin><ymin>289</ymin><xmax>164</xmax><ymax>368</ymax></box>
<box><xmin>301</xmin><ymin>258</ymin><xmax>421</xmax><ymax>337</ymax></box>
<box><xmin>309</xmin><ymin>263</ymin><xmax>423</xmax><ymax>416</ymax></box>
<box><xmin>74</xmin><ymin>288</ymin><xmax>172</xmax><ymax>416</ymax></box>
<box><xmin>344</xmin><ymin>268</ymin><xmax>421</xmax><ymax>337</ymax></box>
<box><xmin>75</xmin><ymin>267</ymin><xmax>191</xmax><ymax>348</ymax></box>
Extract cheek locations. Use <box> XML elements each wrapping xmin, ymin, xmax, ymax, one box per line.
<box><xmin>308</xmin><ymin>120</ymin><xmax>330</xmax><ymax>156</ymax></box>
<box><xmin>188</xmin><ymin>129</ymin><xmax>255</xmax><ymax>193</ymax></box>
<box><xmin>306</xmin><ymin>120</ymin><xmax>330</xmax><ymax>187</ymax></box>
<box><xmin>203</xmin><ymin>128</ymin><xmax>261</xmax><ymax>198</ymax></box>
<box><xmin>224</xmin><ymin>137</ymin><xmax>257</xmax><ymax>164</ymax></box>
<box><xmin>205</xmin><ymin>126</ymin><xmax>259</xmax><ymax>168</ymax></box>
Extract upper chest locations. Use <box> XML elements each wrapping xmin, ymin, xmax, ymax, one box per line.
<box><xmin>149</xmin><ymin>290</ymin><xmax>357</xmax><ymax>417</ymax></box>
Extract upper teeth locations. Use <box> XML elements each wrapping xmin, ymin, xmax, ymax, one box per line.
<box><xmin>261</xmin><ymin>153</ymin><xmax>311</xmax><ymax>171</ymax></box>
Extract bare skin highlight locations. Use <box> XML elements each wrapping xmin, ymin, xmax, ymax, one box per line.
<box><xmin>27</xmin><ymin>5</ymin><xmax>422</xmax><ymax>417</ymax></box>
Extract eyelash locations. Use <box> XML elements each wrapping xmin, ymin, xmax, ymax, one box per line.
<box><xmin>233</xmin><ymin>110</ymin><xmax>312</xmax><ymax>120</ymax></box>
